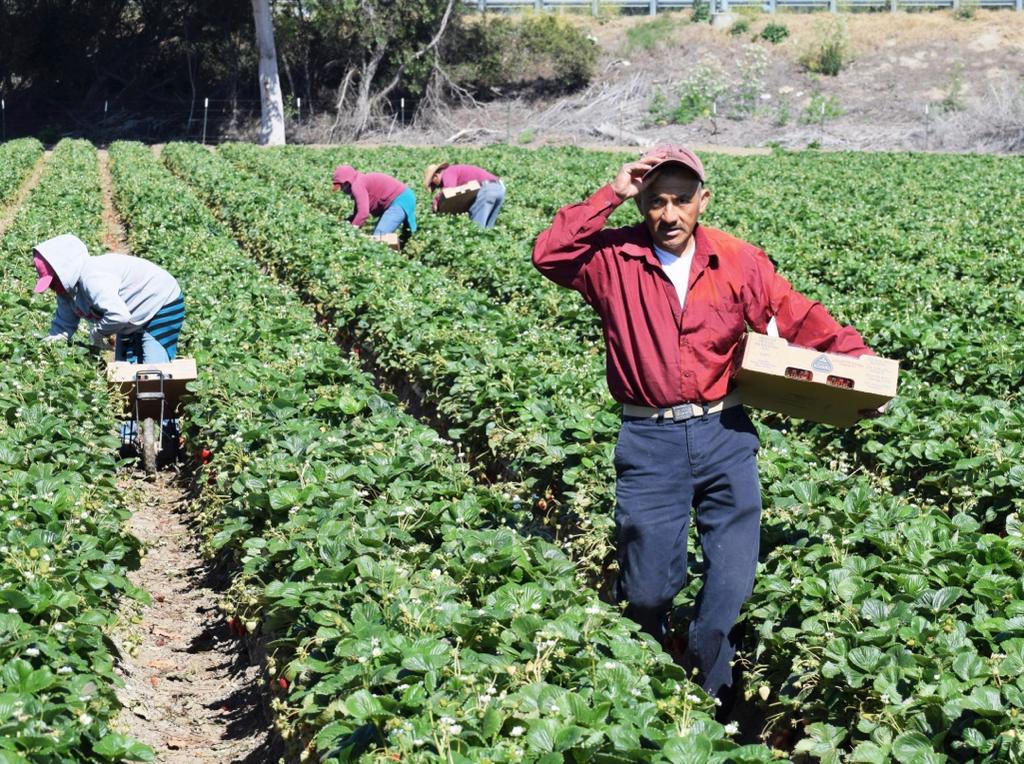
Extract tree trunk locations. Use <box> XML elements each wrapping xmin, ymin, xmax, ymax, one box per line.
<box><xmin>251</xmin><ymin>0</ymin><xmax>285</xmax><ymax>146</ymax></box>
<box><xmin>351</xmin><ymin>53</ymin><xmax>384</xmax><ymax>140</ymax></box>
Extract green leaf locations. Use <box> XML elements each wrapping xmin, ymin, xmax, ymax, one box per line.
<box><xmin>400</xmin><ymin>640</ymin><xmax>450</xmax><ymax>672</ymax></box>
<box><xmin>344</xmin><ymin>689</ymin><xmax>384</xmax><ymax>721</ymax></box>
<box><xmin>526</xmin><ymin>718</ymin><xmax>559</xmax><ymax>752</ymax></box>
<box><xmin>891</xmin><ymin>731</ymin><xmax>934</xmax><ymax>763</ymax></box>
<box><xmin>481</xmin><ymin>707</ymin><xmax>502</xmax><ymax>739</ymax></box>
<box><xmin>850</xmin><ymin>741</ymin><xmax>890</xmax><ymax>764</ymax></box>
<box><xmin>92</xmin><ymin>734</ymin><xmax>155</xmax><ymax>761</ymax></box>
<box><xmin>962</xmin><ymin>685</ymin><xmax>1003</xmax><ymax>715</ymax></box>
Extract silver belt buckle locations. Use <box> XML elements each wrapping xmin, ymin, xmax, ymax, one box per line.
<box><xmin>670</xmin><ymin>404</ymin><xmax>694</xmax><ymax>421</ymax></box>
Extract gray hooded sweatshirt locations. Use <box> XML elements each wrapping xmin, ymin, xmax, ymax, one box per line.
<box><xmin>37</xmin><ymin>234</ymin><xmax>181</xmax><ymax>338</ymax></box>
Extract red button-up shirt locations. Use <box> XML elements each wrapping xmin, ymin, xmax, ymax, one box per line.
<box><xmin>533</xmin><ymin>184</ymin><xmax>874</xmax><ymax>407</ymax></box>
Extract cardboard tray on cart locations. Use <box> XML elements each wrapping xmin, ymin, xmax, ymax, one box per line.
<box><xmin>436</xmin><ymin>181</ymin><xmax>480</xmax><ymax>215</ymax></box>
<box><xmin>106</xmin><ymin>358</ymin><xmax>197</xmax><ymax>418</ymax></box>
<box><xmin>733</xmin><ymin>333</ymin><xmax>899</xmax><ymax>427</ymax></box>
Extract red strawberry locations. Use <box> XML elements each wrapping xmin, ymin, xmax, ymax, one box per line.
<box><xmin>200</xmin><ymin>448</ymin><xmax>213</xmax><ymax>463</ymax></box>
<box><xmin>277</xmin><ymin>677</ymin><xmax>289</xmax><ymax>691</ymax></box>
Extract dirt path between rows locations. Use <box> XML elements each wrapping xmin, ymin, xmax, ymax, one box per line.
<box><xmin>97</xmin><ymin>149</ymin><xmax>130</xmax><ymax>252</ymax></box>
<box><xmin>0</xmin><ymin>150</ymin><xmax>50</xmax><ymax>240</ymax></box>
<box><xmin>98</xmin><ymin>147</ymin><xmax>277</xmax><ymax>762</ymax></box>
<box><xmin>112</xmin><ymin>475</ymin><xmax>274</xmax><ymax>762</ymax></box>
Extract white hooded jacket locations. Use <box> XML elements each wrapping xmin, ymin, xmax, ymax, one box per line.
<box><xmin>36</xmin><ymin>234</ymin><xmax>181</xmax><ymax>338</ymax></box>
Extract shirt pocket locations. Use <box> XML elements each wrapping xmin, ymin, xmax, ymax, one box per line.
<box><xmin>707</xmin><ymin>298</ymin><xmax>746</xmax><ymax>351</ymax></box>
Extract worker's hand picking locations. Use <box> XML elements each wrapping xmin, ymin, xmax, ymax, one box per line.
<box><xmin>858</xmin><ymin>403</ymin><xmax>889</xmax><ymax>420</ymax></box>
<box><xmin>89</xmin><ymin>326</ymin><xmax>111</xmax><ymax>349</ymax></box>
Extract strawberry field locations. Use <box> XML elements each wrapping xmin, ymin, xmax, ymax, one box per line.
<box><xmin>1</xmin><ymin>138</ymin><xmax>1022</xmax><ymax>763</ymax></box>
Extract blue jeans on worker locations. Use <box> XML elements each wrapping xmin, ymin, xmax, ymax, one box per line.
<box><xmin>614</xmin><ymin>405</ymin><xmax>761</xmax><ymax>698</ymax></box>
<box><xmin>115</xmin><ymin>331</ymin><xmax>171</xmax><ymax>364</ymax></box>
<box><xmin>469</xmin><ymin>180</ymin><xmax>506</xmax><ymax>229</ymax></box>
<box><xmin>374</xmin><ymin>189</ymin><xmax>418</xmax><ymax>235</ymax></box>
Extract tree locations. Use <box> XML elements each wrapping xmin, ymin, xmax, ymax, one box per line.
<box><xmin>308</xmin><ymin>0</ymin><xmax>457</xmax><ymax>140</ymax></box>
<box><xmin>252</xmin><ymin>0</ymin><xmax>286</xmax><ymax>145</ymax></box>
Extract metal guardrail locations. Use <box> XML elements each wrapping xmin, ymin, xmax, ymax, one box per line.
<box><xmin>467</xmin><ymin>0</ymin><xmax>1023</xmax><ymax>11</ymax></box>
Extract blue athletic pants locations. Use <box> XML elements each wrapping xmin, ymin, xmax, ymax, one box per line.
<box><xmin>613</xmin><ymin>405</ymin><xmax>762</xmax><ymax>697</ymax></box>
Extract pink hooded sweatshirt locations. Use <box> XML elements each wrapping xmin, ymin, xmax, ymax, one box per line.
<box><xmin>332</xmin><ymin>166</ymin><xmax>407</xmax><ymax>228</ymax></box>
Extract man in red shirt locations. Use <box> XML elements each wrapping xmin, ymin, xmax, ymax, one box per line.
<box><xmin>533</xmin><ymin>145</ymin><xmax>875</xmax><ymax>703</ymax></box>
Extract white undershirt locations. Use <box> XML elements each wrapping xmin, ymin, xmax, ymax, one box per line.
<box><xmin>653</xmin><ymin>237</ymin><xmax>696</xmax><ymax>311</ymax></box>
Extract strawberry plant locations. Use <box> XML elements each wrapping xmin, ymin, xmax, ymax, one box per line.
<box><xmin>0</xmin><ymin>139</ymin><xmax>151</xmax><ymax>761</ymax></box>
<box><xmin>109</xmin><ymin>141</ymin><xmax>758</xmax><ymax>762</ymax></box>
<box><xmin>0</xmin><ymin>138</ymin><xmax>43</xmax><ymax>206</ymax></box>
<box><xmin>172</xmin><ymin>142</ymin><xmax>1024</xmax><ymax>760</ymax></box>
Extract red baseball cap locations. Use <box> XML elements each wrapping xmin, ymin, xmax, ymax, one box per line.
<box><xmin>640</xmin><ymin>144</ymin><xmax>706</xmax><ymax>183</ymax></box>
<box><xmin>33</xmin><ymin>252</ymin><xmax>58</xmax><ymax>293</ymax></box>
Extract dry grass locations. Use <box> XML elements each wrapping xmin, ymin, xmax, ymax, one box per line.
<box><xmin>584</xmin><ymin>8</ymin><xmax>1024</xmax><ymax>59</ymax></box>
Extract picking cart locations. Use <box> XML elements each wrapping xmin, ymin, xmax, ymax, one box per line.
<box><xmin>107</xmin><ymin>358</ymin><xmax>197</xmax><ymax>473</ymax></box>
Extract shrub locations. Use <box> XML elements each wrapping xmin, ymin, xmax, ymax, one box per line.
<box><xmin>799</xmin><ymin>18</ymin><xmax>848</xmax><ymax>76</ymax></box>
<box><xmin>520</xmin><ymin>14</ymin><xmax>598</xmax><ymax>90</ymax></box>
<box><xmin>759</xmin><ymin>22</ymin><xmax>790</xmax><ymax>44</ymax></box>
<box><xmin>773</xmin><ymin>101</ymin><xmax>791</xmax><ymax>126</ymax></box>
<box><xmin>939</xmin><ymin>64</ymin><xmax>965</xmax><ymax>112</ymax></box>
<box><xmin>646</xmin><ymin>88</ymin><xmax>673</xmax><ymax>127</ymax></box>
<box><xmin>954</xmin><ymin>0</ymin><xmax>978</xmax><ymax>19</ymax></box>
<box><xmin>691</xmin><ymin>0</ymin><xmax>711</xmax><ymax>23</ymax></box>
<box><xmin>732</xmin><ymin>44</ymin><xmax>768</xmax><ymax>118</ymax></box>
<box><xmin>800</xmin><ymin>92</ymin><xmax>844</xmax><ymax>124</ymax></box>
<box><xmin>625</xmin><ymin>15</ymin><xmax>682</xmax><ymax>52</ymax></box>
<box><xmin>445</xmin><ymin>15</ymin><xmax>598</xmax><ymax>95</ymax></box>
<box><xmin>673</xmin><ymin>56</ymin><xmax>729</xmax><ymax>123</ymax></box>
<box><xmin>729</xmin><ymin>18</ymin><xmax>750</xmax><ymax>36</ymax></box>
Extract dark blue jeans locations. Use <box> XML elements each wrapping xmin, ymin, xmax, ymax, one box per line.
<box><xmin>614</xmin><ymin>405</ymin><xmax>761</xmax><ymax>697</ymax></box>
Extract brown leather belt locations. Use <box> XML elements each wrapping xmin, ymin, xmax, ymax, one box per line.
<box><xmin>622</xmin><ymin>392</ymin><xmax>742</xmax><ymax>421</ymax></box>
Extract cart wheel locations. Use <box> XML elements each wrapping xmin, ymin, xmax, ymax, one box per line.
<box><xmin>141</xmin><ymin>418</ymin><xmax>158</xmax><ymax>474</ymax></box>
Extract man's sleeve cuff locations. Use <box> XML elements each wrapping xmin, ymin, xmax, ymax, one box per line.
<box><xmin>589</xmin><ymin>184</ymin><xmax>624</xmax><ymax>211</ymax></box>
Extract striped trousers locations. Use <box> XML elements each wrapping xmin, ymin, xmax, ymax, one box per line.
<box><xmin>115</xmin><ymin>294</ymin><xmax>185</xmax><ymax>364</ymax></box>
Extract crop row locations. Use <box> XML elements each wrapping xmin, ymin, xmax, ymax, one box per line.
<box><xmin>171</xmin><ymin>142</ymin><xmax>1024</xmax><ymax>760</ymax></box>
<box><xmin>703</xmin><ymin>151</ymin><xmax>1024</xmax><ymax>528</ymax></box>
<box><xmin>217</xmin><ymin>144</ymin><xmax>1023</xmax><ymax>530</ymax></box>
<box><xmin>207</xmin><ymin>138</ymin><xmax>1024</xmax><ymax>548</ymax></box>
<box><xmin>0</xmin><ymin>138</ymin><xmax>43</xmax><ymax>206</ymax></box>
<box><xmin>0</xmin><ymin>140</ymin><xmax>151</xmax><ymax>761</ymax></box>
<box><xmin>106</xmin><ymin>141</ymin><xmax>765</xmax><ymax>763</ymax></box>
<box><xmin>165</xmin><ymin>142</ymin><xmax>624</xmax><ymax>578</ymax></box>
<box><xmin>216</xmin><ymin>143</ymin><xmax>604</xmax><ymax>337</ymax></box>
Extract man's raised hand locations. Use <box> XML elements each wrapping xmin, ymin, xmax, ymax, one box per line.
<box><xmin>611</xmin><ymin>156</ymin><xmax>661</xmax><ymax>201</ymax></box>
